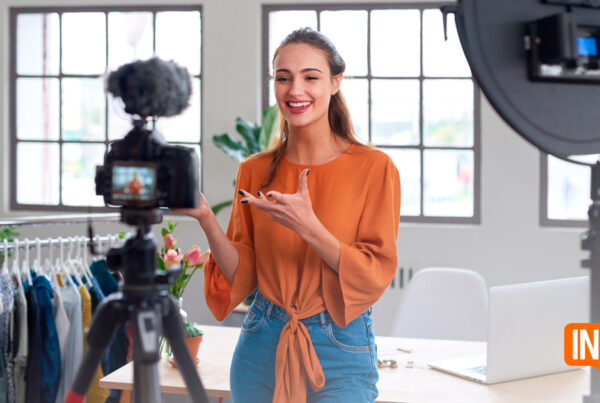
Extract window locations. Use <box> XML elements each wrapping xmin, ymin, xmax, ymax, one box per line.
<box><xmin>10</xmin><ymin>6</ymin><xmax>202</xmax><ymax>211</ymax></box>
<box><xmin>541</xmin><ymin>153</ymin><xmax>591</xmax><ymax>227</ymax></box>
<box><xmin>263</xmin><ymin>4</ymin><xmax>480</xmax><ymax>224</ymax></box>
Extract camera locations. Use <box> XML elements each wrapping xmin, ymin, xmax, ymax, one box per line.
<box><xmin>95</xmin><ymin>57</ymin><xmax>200</xmax><ymax>209</ymax></box>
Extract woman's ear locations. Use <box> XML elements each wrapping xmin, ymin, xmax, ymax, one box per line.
<box><xmin>331</xmin><ymin>74</ymin><xmax>343</xmax><ymax>96</ymax></box>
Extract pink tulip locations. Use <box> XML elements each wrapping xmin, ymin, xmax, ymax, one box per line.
<box><xmin>184</xmin><ymin>246</ymin><xmax>203</xmax><ymax>266</ymax></box>
<box><xmin>164</xmin><ymin>234</ymin><xmax>176</xmax><ymax>249</ymax></box>
<box><xmin>163</xmin><ymin>248</ymin><xmax>183</xmax><ymax>269</ymax></box>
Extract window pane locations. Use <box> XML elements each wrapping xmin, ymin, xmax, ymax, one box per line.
<box><xmin>17</xmin><ymin>142</ymin><xmax>59</xmax><ymax>204</ymax></box>
<box><xmin>424</xmin><ymin>150</ymin><xmax>474</xmax><ymax>216</ymax></box>
<box><xmin>382</xmin><ymin>148</ymin><xmax>420</xmax><ymax>216</ymax></box>
<box><xmin>320</xmin><ymin>10</ymin><xmax>368</xmax><ymax>76</ymax></box>
<box><xmin>423</xmin><ymin>10</ymin><xmax>470</xmax><ymax>77</ymax></box>
<box><xmin>108</xmin><ymin>12</ymin><xmax>153</xmax><ymax>70</ymax></box>
<box><xmin>17</xmin><ymin>78</ymin><xmax>59</xmax><ymax>140</ymax></box>
<box><xmin>62</xmin><ymin>143</ymin><xmax>105</xmax><ymax>206</ymax></box>
<box><xmin>62</xmin><ymin>13</ymin><xmax>106</xmax><ymax>74</ymax></box>
<box><xmin>341</xmin><ymin>79</ymin><xmax>368</xmax><ymax>143</ymax></box>
<box><xmin>371</xmin><ymin>79</ymin><xmax>419</xmax><ymax>146</ymax></box>
<box><xmin>268</xmin><ymin>11</ymin><xmax>317</xmax><ymax>75</ymax></box>
<box><xmin>17</xmin><ymin>13</ymin><xmax>60</xmax><ymax>75</ymax></box>
<box><xmin>423</xmin><ymin>79</ymin><xmax>473</xmax><ymax>147</ymax></box>
<box><xmin>371</xmin><ymin>10</ymin><xmax>420</xmax><ymax>77</ymax></box>
<box><xmin>156</xmin><ymin>11</ymin><xmax>201</xmax><ymax>75</ymax></box>
<box><xmin>107</xmin><ymin>96</ymin><xmax>134</xmax><ymax>141</ymax></box>
<box><xmin>548</xmin><ymin>155</ymin><xmax>590</xmax><ymax>220</ymax></box>
<box><xmin>62</xmin><ymin>78</ymin><xmax>105</xmax><ymax>141</ymax></box>
<box><xmin>268</xmin><ymin>78</ymin><xmax>276</xmax><ymax>107</ymax></box>
<box><xmin>155</xmin><ymin>78</ymin><xmax>201</xmax><ymax>143</ymax></box>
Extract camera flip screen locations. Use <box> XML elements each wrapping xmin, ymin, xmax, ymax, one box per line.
<box><xmin>577</xmin><ymin>36</ymin><xmax>598</xmax><ymax>57</ymax></box>
<box><xmin>111</xmin><ymin>163</ymin><xmax>157</xmax><ymax>205</ymax></box>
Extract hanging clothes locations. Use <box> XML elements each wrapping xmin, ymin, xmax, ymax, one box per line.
<box><xmin>0</xmin><ymin>271</ymin><xmax>15</xmax><ymax>403</ymax></box>
<box><xmin>12</xmin><ymin>276</ymin><xmax>27</xmax><ymax>403</ymax></box>
<box><xmin>50</xmin><ymin>279</ymin><xmax>70</xmax><ymax>372</ymax></box>
<box><xmin>54</xmin><ymin>274</ymin><xmax>83</xmax><ymax>403</ymax></box>
<box><xmin>29</xmin><ymin>273</ymin><xmax>61</xmax><ymax>403</ymax></box>
<box><xmin>90</xmin><ymin>259</ymin><xmax>128</xmax><ymax>403</ymax></box>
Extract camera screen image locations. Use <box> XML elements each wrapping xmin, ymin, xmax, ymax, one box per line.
<box><xmin>111</xmin><ymin>163</ymin><xmax>157</xmax><ymax>204</ymax></box>
<box><xmin>577</xmin><ymin>36</ymin><xmax>598</xmax><ymax>57</ymax></box>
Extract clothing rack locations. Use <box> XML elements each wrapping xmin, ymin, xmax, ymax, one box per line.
<box><xmin>1</xmin><ymin>234</ymin><xmax>123</xmax><ymax>253</ymax></box>
<box><xmin>0</xmin><ymin>213</ymin><xmax>121</xmax><ymax>227</ymax></box>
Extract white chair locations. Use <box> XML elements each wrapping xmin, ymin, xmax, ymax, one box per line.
<box><xmin>390</xmin><ymin>267</ymin><xmax>488</xmax><ymax>341</ymax></box>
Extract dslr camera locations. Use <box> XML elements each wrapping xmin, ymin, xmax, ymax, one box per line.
<box><xmin>95</xmin><ymin>57</ymin><xmax>199</xmax><ymax>209</ymax></box>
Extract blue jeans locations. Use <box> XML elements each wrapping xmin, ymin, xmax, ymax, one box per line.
<box><xmin>230</xmin><ymin>291</ymin><xmax>379</xmax><ymax>402</ymax></box>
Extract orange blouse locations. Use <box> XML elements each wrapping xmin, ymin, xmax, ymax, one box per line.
<box><xmin>204</xmin><ymin>143</ymin><xmax>401</xmax><ymax>403</ymax></box>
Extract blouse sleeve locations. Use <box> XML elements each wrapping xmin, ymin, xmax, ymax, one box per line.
<box><xmin>203</xmin><ymin>160</ymin><xmax>257</xmax><ymax>321</ymax></box>
<box><xmin>322</xmin><ymin>156</ymin><xmax>401</xmax><ymax>327</ymax></box>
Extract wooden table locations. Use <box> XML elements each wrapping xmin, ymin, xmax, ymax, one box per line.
<box><xmin>100</xmin><ymin>325</ymin><xmax>589</xmax><ymax>402</ymax></box>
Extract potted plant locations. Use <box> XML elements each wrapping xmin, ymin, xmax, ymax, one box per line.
<box><xmin>209</xmin><ymin>105</ymin><xmax>278</xmax><ymax>311</ymax></box>
<box><xmin>0</xmin><ymin>226</ymin><xmax>19</xmax><ymax>266</ymax></box>
<box><xmin>209</xmin><ymin>104</ymin><xmax>279</xmax><ymax>217</ymax></box>
<box><xmin>167</xmin><ymin>322</ymin><xmax>204</xmax><ymax>368</ymax></box>
<box><xmin>157</xmin><ymin>221</ymin><xmax>210</xmax><ymax>365</ymax></box>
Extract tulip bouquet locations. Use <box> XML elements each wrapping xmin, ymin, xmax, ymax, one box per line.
<box><xmin>157</xmin><ymin>221</ymin><xmax>210</xmax><ymax>300</ymax></box>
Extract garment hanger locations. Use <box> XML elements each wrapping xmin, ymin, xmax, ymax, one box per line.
<box><xmin>75</xmin><ymin>236</ymin><xmax>93</xmax><ymax>285</ymax></box>
<box><xmin>65</xmin><ymin>237</ymin><xmax>81</xmax><ymax>287</ymax></box>
<box><xmin>82</xmin><ymin>236</ymin><xmax>95</xmax><ymax>281</ymax></box>
<box><xmin>44</xmin><ymin>237</ymin><xmax>55</xmax><ymax>279</ymax></box>
<box><xmin>23</xmin><ymin>239</ymin><xmax>35</xmax><ymax>284</ymax></box>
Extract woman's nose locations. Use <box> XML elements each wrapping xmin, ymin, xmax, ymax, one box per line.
<box><xmin>289</xmin><ymin>79</ymin><xmax>304</xmax><ymax>96</ymax></box>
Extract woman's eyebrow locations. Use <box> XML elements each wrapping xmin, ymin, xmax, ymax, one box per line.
<box><xmin>275</xmin><ymin>68</ymin><xmax>323</xmax><ymax>73</ymax></box>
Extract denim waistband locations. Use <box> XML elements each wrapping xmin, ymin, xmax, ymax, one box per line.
<box><xmin>252</xmin><ymin>291</ymin><xmax>335</xmax><ymax>325</ymax></box>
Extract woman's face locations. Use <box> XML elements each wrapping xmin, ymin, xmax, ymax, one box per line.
<box><xmin>273</xmin><ymin>43</ymin><xmax>342</xmax><ymax>130</ymax></box>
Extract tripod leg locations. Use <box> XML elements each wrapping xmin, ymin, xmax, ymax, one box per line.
<box><xmin>66</xmin><ymin>294</ymin><xmax>126</xmax><ymax>403</ymax></box>
<box><xmin>161</xmin><ymin>295</ymin><xmax>209</xmax><ymax>403</ymax></box>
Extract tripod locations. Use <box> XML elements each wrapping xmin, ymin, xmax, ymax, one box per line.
<box><xmin>584</xmin><ymin>162</ymin><xmax>600</xmax><ymax>403</ymax></box>
<box><xmin>65</xmin><ymin>209</ymin><xmax>208</xmax><ymax>403</ymax></box>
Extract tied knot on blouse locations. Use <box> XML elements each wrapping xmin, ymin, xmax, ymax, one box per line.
<box><xmin>274</xmin><ymin>304</ymin><xmax>325</xmax><ymax>403</ymax></box>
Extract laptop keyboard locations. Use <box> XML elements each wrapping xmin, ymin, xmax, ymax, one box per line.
<box><xmin>468</xmin><ymin>365</ymin><xmax>487</xmax><ymax>375</ymax></box>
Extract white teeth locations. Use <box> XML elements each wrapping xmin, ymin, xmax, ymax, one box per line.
<box><xmin>288</xmin><ymin>101</ymin><xmax>311</xmax><ymax>107</ymax></box>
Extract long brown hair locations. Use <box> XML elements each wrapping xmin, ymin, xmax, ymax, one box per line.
<box><xmin>256</xmin><ymin>27</ymin><xmax>370</xmax><ymax>190</ymax></box>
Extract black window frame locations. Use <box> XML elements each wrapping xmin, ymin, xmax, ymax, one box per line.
<box><xmin>262</xmin><ymin>3</ymin><xmax>481</xmax><ymax>224</ymax></box>
<box><xmin>9</xmin><ymin>5</ymin><xmax>204</xmax><ymax>212</ymax></box>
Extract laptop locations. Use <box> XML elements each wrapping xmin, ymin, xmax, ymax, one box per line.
<box><xmin>428</xmin><ymin>276</ymin><xmax>589</xmax><ymax>384</ymax></box>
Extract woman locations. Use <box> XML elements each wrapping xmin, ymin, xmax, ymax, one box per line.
<box><xmin>177</xmin><ymin>27</ymin><xmax>401</xmax><ymax>402</ymax></box>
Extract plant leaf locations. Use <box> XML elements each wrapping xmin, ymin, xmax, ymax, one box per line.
<box><xmin>168</xmin><ymin>221</ymin><xmax>174</xmax><ymax>231</ymax></box>
<box><xmin>161</xmin><ymin>228</ymin><xmax>168</xmax><ymax>238</ymax></box>
<box><xmin>236</xmin><ymin>117</ymin><xmax>260</xmax><ymax>154</ymax></box>
<box><xmin>212</xmin><ymin>134</ymin><xmax>248</xmax><ymax>162</ymax></box>
<box><xmin>258</xmin><ymin>105</ymin><xmax>279</xmax><ymax>149</ymax></box>
<box><xmin>156</xmin><ymin>255</ymin><xmax>166</xmax><ymax>271</ymax></box>
<box><xmin>211</xmin><ymin>200</ymin><xmax>233</xmax><ymax>217</ymax></box>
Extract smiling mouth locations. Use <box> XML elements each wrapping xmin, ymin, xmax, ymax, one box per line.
<box><xmin>286</xmin><ymin>101</ymin><xmax>312</xmax><ymax>114</ymax></box>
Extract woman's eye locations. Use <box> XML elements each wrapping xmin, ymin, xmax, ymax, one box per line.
<box><xmin>306</xmin><ymin>76</ymin><xmax>318</xmax><ymax>81</ymax></box>
<box><xmin>276</xmin><ymin>77</ymin><xmax>288</xmax><ymax>82</ymax></box>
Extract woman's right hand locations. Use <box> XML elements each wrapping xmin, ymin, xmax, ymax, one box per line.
<box><xmin>171</xmin><ymin>192</ymin><xmax>213</xmax><ymax>223</ymax></box>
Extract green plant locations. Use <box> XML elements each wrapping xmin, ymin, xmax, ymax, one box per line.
<box><xmin>185</xmin><ymin>322</ymin><xmax>204</xmax><ymax>338</ymax></box>
<box><xmin>210</xmin><ymin>104</ymin><xmax>279</xmax><ymax>216</ymax></box>
<box><xmin>0</xmin><ymin>227</ymin><xmax>19</xmax><ymax>266</ymax></box>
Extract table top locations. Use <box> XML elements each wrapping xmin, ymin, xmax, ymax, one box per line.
<box><xmin>100</xmin><ymin>325</ymin><xmax>589</xmax><ymax>402</ymax></box>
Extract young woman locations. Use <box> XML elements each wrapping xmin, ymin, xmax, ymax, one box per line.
<box><xmin>177</xmin><ymin>27</ymin><xmax>401</xmax><ymax>403</ymax></box>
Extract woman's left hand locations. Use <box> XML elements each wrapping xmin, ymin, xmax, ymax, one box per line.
<box><xmin>238</xmin><ymin>168</ymin><xmax>316</xmax><ymax>237</ymax></box>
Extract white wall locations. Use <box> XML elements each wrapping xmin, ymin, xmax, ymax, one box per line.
<box><xmin>0</xmin><ymin>0</ymin><xmax>588</xmax><ymax>336</ymax></box>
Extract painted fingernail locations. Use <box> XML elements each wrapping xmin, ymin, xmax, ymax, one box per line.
<box><xmin>257</xmin><ymin>191</ymin><xmax>261</xmax><ymax>196</ymax></box>
<box><xmin>307</xmin><ymin>170</ymin><xmax>310</xmax><ymax>176</ymax></box>
<box><xmin>267</xmin><ymin>193</ymin><xmax>272</xmax><ymax>197</ymax></box>
<box><xmin>241</xmin><ymin>200</ymin><xmax>248</xmax><ymax>204</ymax></box>
<box><xmin>238</xmin><ymin>190</ymin><xmax>244</xmax><ymax>196</ymax></box>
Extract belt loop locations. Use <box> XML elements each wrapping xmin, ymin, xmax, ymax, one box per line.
<box><xmin>367</xmin><ymin>306</ymin><xmax>373</xmax><ymax>315</ymax></box>
<box><xmin>265</xmin><ymin>302</ymin><xmax>273</xmax><ymax>320</ymax></box>
<box><xmin>319</xmin><ymin>312</ymin><xmax>327</xmax><ymax>328</ymax></box>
